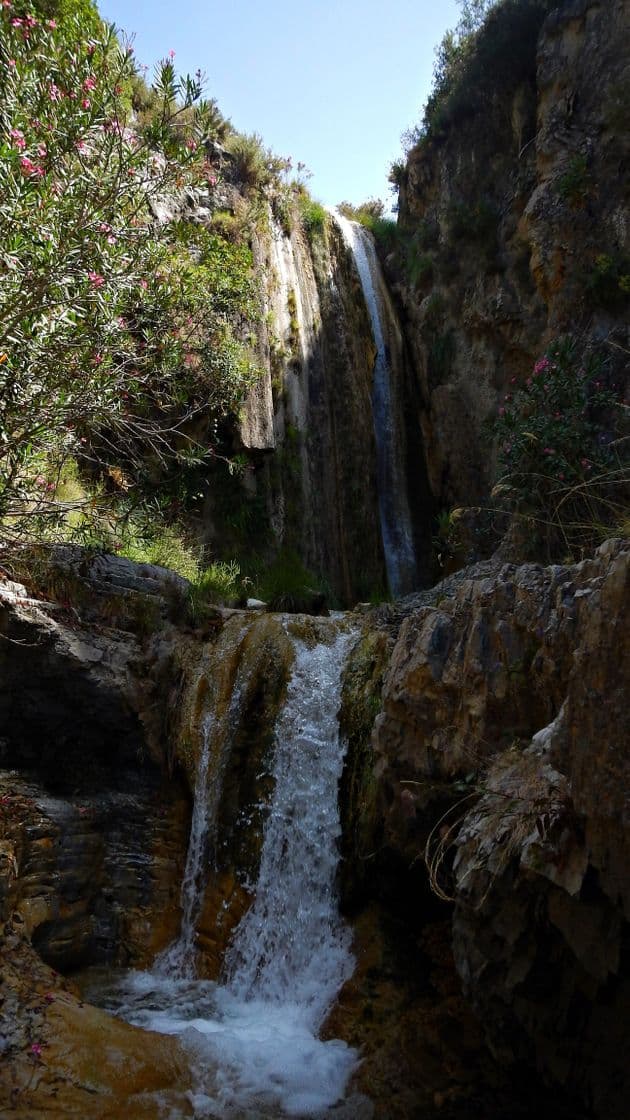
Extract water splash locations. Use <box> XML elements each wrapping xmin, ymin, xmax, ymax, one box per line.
<box><xmin>331</xmin><ymin>210</ymin><xmax>417</xmax><ymax>598</ymax></box>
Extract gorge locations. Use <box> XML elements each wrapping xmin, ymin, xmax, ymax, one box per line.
<box><xmin>1</xmin><ymin>0</ymin><xmax>629</xmax><ymax>1118</ymax></box>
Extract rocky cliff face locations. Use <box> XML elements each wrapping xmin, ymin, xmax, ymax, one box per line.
<box><xmin>1</xmin><ymin>540</ymin><xmax>628</xmax><ymax>1118</ymax></box>
<box><xmin>206</xmin><ymin>212</ymin><xmax>393</xmax><ymax>604</ymax></box>
<box><xmin>341</xmin><ymin>539</ymin><xmax>630</xmax><ymax>1117</ymax></box>
<box><xmin>391</xmin><ymin>0</ymin><xmax>630</xmax><ymax>517</ymax></box>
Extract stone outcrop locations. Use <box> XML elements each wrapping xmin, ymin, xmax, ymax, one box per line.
<box><xmin>346</xmin><ymin>539</ymin><xmax>629</xmax><ymax>1116</ymax></box>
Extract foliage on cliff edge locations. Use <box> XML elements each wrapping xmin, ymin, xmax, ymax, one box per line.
<box><xmin>0</xmin><ymin>5</ymin><xmax>259</xmax><ymax>546</ymax></box>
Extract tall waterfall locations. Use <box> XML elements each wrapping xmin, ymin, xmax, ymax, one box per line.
<box><xmin>332</xmin><ymin>210</ymin><xmax>417</xmax><ymax>598</ymax></box>
<box><xmin>89</xmin><ymin>619</ymin><xmax>360</xmax><ymax>1118</ymax></box>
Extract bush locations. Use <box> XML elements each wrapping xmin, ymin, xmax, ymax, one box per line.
<box><xmin>586</xmin><ymin>253</ymin><xmax>630</xmax><ymax>311</ymax></box>
<box><xmin>0</xmin><ymin>9</ymin><xmax>258</xmax><ymax>544</ymax></box>
<box><xmin>298</xmin><ymin>195</ymin><xmax>328</xmax><ymax>240</ymax></box>
<box><xmin>185</xmin><ymin>559</ymin><xmax>241</xmax><ymax>621</ymax></box>
<box><xmin>556</xmin><ymin>153</ymin><xmax>590</xmax><ymax>206</ymax></box>
<box><xmin>493</xmin><ymin>337</ymin><xmax>629</xmax><ymax>559</ymax></box>
<box><xmin>225</xmin><ymin>132</ymin><xmax>291</xmax><ymax>195</ymax></box>
<box><xmin>406</xmin><ymin>0</ymin><xmax>555</xmax><ymax>149</ymax></box>
<box><xmin>257</xmin><ymin>549</ymin><xmax>326</xmax><ymax>613</ymax></box>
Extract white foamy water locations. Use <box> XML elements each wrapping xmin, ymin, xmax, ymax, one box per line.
<box><xmin>87</xmin><ymin>623</ymin><xmax>360</xmax><ymax>1118</ymax></box>
<box><xmin>331</xmin><ymin>210</ymin><xmax>417</xmax><ymax>598</ymax></box>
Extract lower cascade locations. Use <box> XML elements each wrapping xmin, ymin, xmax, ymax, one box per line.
<box><xmin>86</xmin><ymin>619</ymin><xmax>359</xmax><ymax>1118</ymax></box>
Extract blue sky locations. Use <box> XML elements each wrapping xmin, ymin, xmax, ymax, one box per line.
<box><xmin>99</xmin><ymin>0</ymin><xmax>461</xmax><ymax>209</ymax></box>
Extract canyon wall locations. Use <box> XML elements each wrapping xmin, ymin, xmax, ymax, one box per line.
<box><xmin>390</xmin><ymin>0</ymin><xmax>629</xmax><ymax>516</ymax></box>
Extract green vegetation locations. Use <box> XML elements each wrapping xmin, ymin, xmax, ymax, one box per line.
<box><xmin>298</xmin><ymin>195</ymin><xmax>328</xmax><ymax>241</ymax></box>
<box><xmin>586</xmin><ymin>253</ymin><xmax>630</xmax><ymax>311</ymax></box>
<box><xmin>185</xmin><ymin>559</ymin><xmax>242</xmax><ymax>621</ymax></box>
<box><xmin>493</xmin><ymin>337</ymin><xmax>629</xmax><ymax>559</ymax></box>
<box><xmin>0</xmin><ymin>6</ymin><xmax>261</xmax><ymax>551</ymax></box>
<box><xmin>556</xmin><ymin>153</ymin><xmax>591</xmax><ymax>207</ymax></box>
<box><xmin>404</xmin><ymin>0</ymin><xmax>555</xmax><ymax>150</ymax></box>
<box><xmin>257</xmin><ymin>548</ymin><xmax>326</xmax><ymax>613</ymax></box>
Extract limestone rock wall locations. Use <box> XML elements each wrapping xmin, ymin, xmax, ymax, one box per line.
<box><xmin>346</xmin><ymin>540</ymin><xmax>629</xmax><ymax>1116</ymax></box>
<box><xmin>391</xmin><ymin>0</ymin><xmax>630</xmax><ymax>515</ymax></box>
<box><xmin>205</xmin><ymin>212</ymin><xmax>392</xmax><ymax>604</ymax></box>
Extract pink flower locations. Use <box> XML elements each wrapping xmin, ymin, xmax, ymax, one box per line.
<box><xmin>11</xmin><ymin>17</ymin><xmax>23</xmax><ymax>25</ymax></box>
<box><xmin>107</xmin><ymin>235</ymin><xmax>116</xmax><ymax>244</ymax></box>
<box><xmin>81</xmin><ymin>98</ymin><xmax>90</xmax><ymax>109</ymax></box>
<box><xmin>10</xmin><ymin>128</ymin><xmax>25</xmax><ymax>150</ymax></box>
<box><xmin>140</xmin><ymin>279</ymin><xmax>148</xmax><ymax>290</ymax></box>
<box><xmin>185</xmin><ymin>138</ymin><xmax>197</xmax><ymax>151</ymax></box>
<box><xmin>558</xmin><ymin>472</ymin><xmax>565</xmax><ymax>481</ymax></box>
<box><xmin>49</xmin><ymin>83</ymin><xmax>62</xmax><ymax>101</ymax></box>
<box><xmin>92</xmin><ymin>353</ymin><xmax>103</xmax><ymax>364</ymax></box>
<box><xmin>19</xmin><ymin>156</ymin><xmax>44</xmax><ymax>176</ymax></box>
<box><xmin>83</xmin><ymin>76</ymin><xmax>97</xmax><ymax>91</ymax></box>
<box><xmin>87</xmin><ymin>271</ymin><xmax>104</xmax><ymax>287</ymax></box>
<box><xmin>37</xmin><ymin>143</ymin><xmax>47</xmax><ymax>158</ymax></box>
<box><xmin>75</xmin><ymin>140</ymin><xmax>88</xmax><ymax>154</ymax></box>
<box><xmin>47</xmin><ymin>18</ymin><xmax>57</xmax><ymax>27</ymax></box>
<box><xmin>168</xmin><ymin>49</ymin><xmax>175</xmax><ymax>58</ymax></box>
<box><xmin>30</xmin><ymin>1043</ymin><xmax>43</xmax><ymax>1057</ymax></box>
<box><xmin>526</xmin><ymin>377</ymin><xmax>532</xmax><ymax>386</ymax></box>
<box><xmin>543</xmin><ymin>447</ymin><xmax>554</xmax><ymax>455</ymax></box>
<box><xmin>498</xmin><ymin>406</ymin><xmax>505</xmax><ymax>416</ymax></box>
<box><xmin>534</xmin><ymin>358</ymin><xmax>550</xmax><ymax>375</ymax></box>
<box><xmin>208</xmin><ymin>175</ymin><xmax>217</xmax><ymax>186</ymax></box>
<box><xmin>8</xmin><ymin>59</ymin><xmax>17</xmax><ymax>68</ymax></box>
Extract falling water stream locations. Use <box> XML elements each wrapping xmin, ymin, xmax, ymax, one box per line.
<box><xmin>331</xmin><ymin>210</ymin><xmax>417</xmax><ymax>598</ymax></box>
<box><xmin>85</xmin><ymin>620</ymin><xmax>360</xmax><ymax>1118</ymax></box>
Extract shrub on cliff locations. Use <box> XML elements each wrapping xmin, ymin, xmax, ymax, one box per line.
<box><xmin>404</xmin><ymin>0</ymin><xmax>555</xmax><ymax>149</ymax></box>
<box><xmin>493</xmin><ymin>338</ymin><xmax>629</xmax><ymax>559</ymax></box>
<box><xmin>0</xmin><ymin>7</ymin><xmax>258</xmax><ymax>543</ymax></box>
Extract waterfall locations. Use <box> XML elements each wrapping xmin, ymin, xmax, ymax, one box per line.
<box><xmin>331</xmin><ymin>210</ymin><xmax>417</xmax><ymax>598</ymax></box>
<box><xmin>87</xmin><ymin>619</ymin><xmax>359</xmax><ymax>1118</ymax></box>
<box><xmin>223</xmin><ymin>628</ymin><xmax>355</xmax><ymax>1025</ymax></box>
<box><xmin>155</xmin><ymin>715</ymin><xmax>214</xmax><ymax>979</ymax></box>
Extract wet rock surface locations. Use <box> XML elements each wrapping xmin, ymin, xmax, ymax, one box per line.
<box><xmin>1</xmin><ymin>543</ymin><xmax>629</xmax><ymax>1117</ymax></box>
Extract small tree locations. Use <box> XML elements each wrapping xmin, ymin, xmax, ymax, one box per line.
<box><xmin>0</xmin><ymin>6</ymin><xmax>257</xmax><ymax>543</ymax></box>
